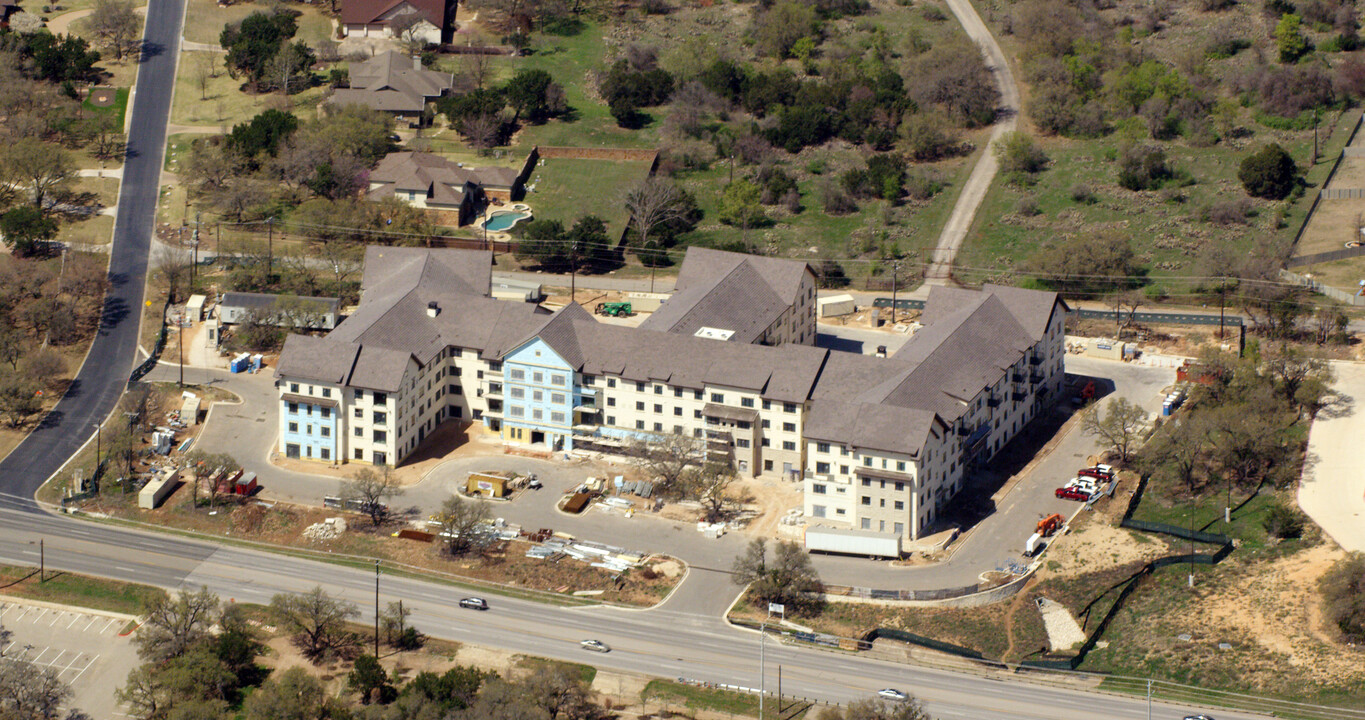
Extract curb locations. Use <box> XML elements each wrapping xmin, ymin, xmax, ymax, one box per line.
<box><xmin>0</xmin><ymin>593</ymin><xmax>140</xmax><ymax>624</ymax></box>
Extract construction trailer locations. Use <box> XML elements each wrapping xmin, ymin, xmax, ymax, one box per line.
<box><xmin>817</xmin><ymin>294</ymin><xmax>856</xmax><ymax>318</ymax></box>
<box><xmin>467</xmin><ymin>472</ymin><xmax>513</xmax><ymax>498</ymax></box>
<box><xmin>804</xmin><ymin>526</ymin><xmax>902</xmax><ymax>559</ymax></box>
<box><xmin>139</xmin><ymin>468</ymin><xmax>181</xmax><ymax>509</ymax></box>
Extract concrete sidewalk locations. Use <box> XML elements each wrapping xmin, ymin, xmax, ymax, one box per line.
<box><xmin>1299</xmin><ymin>361</ymin><xmax>1365</xmax><ymax>553</ymax></box>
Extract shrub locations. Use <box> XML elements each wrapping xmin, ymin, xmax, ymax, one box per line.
<box><xmin>1259</xmin><ymin>64</ymin><xmax>1335</xmax><ymax>117</ymax></box>
<box><xmin>1262</xmin><ymin>502</ymin><xmax>1306</xmax><ymax>539</ymax></box>
<box><xmin>821</xmin><ymin>180</ymin><xmax>858</xmax><ymax>215</ymax></box>
<box><xmin>1014</xmin><ymin>195</ymin><xmax>1041</xmax><ymax>216</ymax></box>
<box><xmin>1319</xmin><ymin>552</ymin><xmax>1365</xmax><ymax>643</ymax></box>
<box><xmin>905</xmin><ymin>169</ymin><xmax>944</xmax><ymax>200</ymax></box>
<box><xmin>1239</xmin><ymin>143</ymin><xmax>1300</xmax><ymax>199</ymax></box>
<box><xmin>900</xmin><ymin>112</ymin><xmax>963</xmax><ymax>161</ymax></box>
<box><xmin>1117</xmin><ymin>144</ymin><xmax>1174</xmax><ymax>191</ymax></box>
<box><xmin>1201</xmin><ymin>197</ymin><xmax>1254</xmax><ymax>225</ymax></box>
<box><xmin>1275</xmin><ymin>13</ymin><xmax>1311</xmax><ymax>63</ymax></box>
<box><xmin>1070</xmin><ymin>183</ymin><xmax>1097</xmax><ymax>204</ymax></box>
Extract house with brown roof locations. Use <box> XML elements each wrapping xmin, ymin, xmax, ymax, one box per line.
<box><xmin>1</xmin><ymin>1</ymin><xmax>23</xmax><ymax>26</ymax></box>
<box><xmin>328</xmin><ymin>51</ymin><xmax>453</xmax><ymax>124</ymax></box>
<box><xmin>339</xmin><ymin>0</ymin><xmax>457</xmax><ymax>46</ymax></box>
<box><xmin>366</xmin><ymin>151</ymin><xmax>525</xmax><ymax>225</ymax></box>
<box><xmin>274</xmin><ymin>246</ymin><xmax>1069</xmax><ymax>547</ymax></box>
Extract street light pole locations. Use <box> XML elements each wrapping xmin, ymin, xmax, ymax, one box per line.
<box><xmin>759</xmin><ymin>612</ymin><xmax>767</xmax><ymax>720</ymax></box>
<box><xmin>374</xmin><ymin>560</ymin><xmax>381</xmax><ymax>658</ymax></box>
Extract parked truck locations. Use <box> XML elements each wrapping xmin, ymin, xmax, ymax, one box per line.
<box><xmin>804</xmin><ymin>526</ymin><xmax>902</xmax><ymax>559</ymax></box>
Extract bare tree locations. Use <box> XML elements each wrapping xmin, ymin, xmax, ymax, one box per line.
<box><xmin>0</xmin><ymin>653</ymin><xmax>73</xmax><ymax>720</ymax></box>
<box><xmin>436</xmin><ymin>494</ymin><xmax>493</xmax><ymax>557</ymax></box>
<box><xmin>459</xmin><ymin>37</ymin><xmax>494</xmax><ymax>90</ymax></box>
<box><xmin>193</xmin><ymin>53</ymin><xmax>215</xmax><ymax>101</ymax></box>
<box><xmin>342</xmin><ymin>466</ymin><xmax>404</xmax><ymax>526</ymax></box>
<box><xmin>134</xmin><ymin>586</ymin><xmax>220</xmax><ymax>662</ymax></box>
<box><xmin>89</xmin><ymin>0</ymin><xmax>141</xmax><ymax>61</ymax></box>
<box><xmin>687</xmin><ymin>460</ymin><xmax>739</xmax><ymax>523</ymax></box>
<box><xmin>319</xmin><ymin>240</ymin><xmax>362</xmax><ymax>301</ymax></box>
<box><xmin>7</xmin><ymin>12</ymin><xmax>43</xmax><ymax>34</ymax></box>
<box><xmin>1110</xmin><ymin>289</ymin><xmax>1145</xmax><ymax>338</ymax></box>
<box><xmin>624</xmin><ymin>176</ymin><xmax>689</xmax><ymax>251</ymax></box>
<box><xmin>388</xmin><ymin>12</ymin><xmax>429</xmax><ymax>54</ymax></box>
<box><xmin>182</xmin><ymin>449</ymin><xmax>241</xmax><ymax>507</ymax></box>
<box><xmin>731</xmin><ymin>539</ymin><xmax>822</xmax><ymax>615</ymax></box>
<box><xmin>628</xmin><ymin>431</ymin><xmax>703</xmax><ymax>498</ymax></box>
<box><xmin>1080</xmin><ymin>396</ymin><xmax>1149</xmax><ymax>463</ymax></box>
<box><xmin>459</xmin><ymin>113</ymin><xmax>501</xmax><ymax>153</ymax></box>
<box><xmin>153</xmin><ymin>243</ymin><xmax>194</xmax><ymax>303</ymax></box>
<box><xmin>270</xmin><ymin>587</ymin><xmax>359</xmax><ymax>661</ymax></box>
<box><xmin>1311</xmin><ymin>305</ymin><xmax>1348</xmax><ymax>345</ymax></box>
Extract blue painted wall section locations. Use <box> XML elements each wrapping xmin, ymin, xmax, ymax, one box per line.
<box><xmin>282</xmin><ymin>400</ymin><xmax>339</xmax><ymax>462</ymax></box>
<box><xmin>501</xmin><ymin>338</ymin><xmax>578</xmax><ymax>450</ymax></box>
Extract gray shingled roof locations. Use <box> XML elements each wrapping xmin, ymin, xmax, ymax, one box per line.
<box><xmin>276</xmin><ymin>334</ymin><xmax>359</xmax><ymax>386</ymax></box>
<box><xmin>329</xmin><ymin>52</ymin><xmax>453</xmax><ymax>114</ymax></box>
<box><xmin>921</xmin><ymin>283</ymin><xmax>1065</xmax><ymax>342</ymax></box>
<box><xmin>803</xmin><ymin>400</ymin><xmax>942</xmax><ymax>457</ymax></box>
<box><xmin>638</xmin><ymin>247</ymin><xmax>810</xmax><ymax>344</ymax></box>
<box><xmin>221</xmin><ymin>291</ymin><xmax>339</xmax><ymax>313</ymax></box>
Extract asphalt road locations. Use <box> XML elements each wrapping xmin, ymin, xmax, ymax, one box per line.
<box><xmin>0</xmin><ymin>500</ymin><xmax>1266</xmax><ymax>720</ymax></box>
<box><xmin>0</xmin><ymin>0</ymin><xmax>185</xmax><ymax>505</ymax></box>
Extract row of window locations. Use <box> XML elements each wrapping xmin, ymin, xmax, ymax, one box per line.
<box><xmin>287</xmin><ymin>383</ymin><xmax>391</xmax><ymax>407</ymax></box>
<box><xmin>508</xmin><ymin>388</ymin><xmax>567</xmax><ymax>404</ymax></box>
<box><xmin>507</xmin><ymin>406</ymin><xmax>567</xmax><ymax>424</ymax></box>
<box><xmin>603</xmin><ymin>379</ymin><xmax>800</xmax><ymax>413</ymax></box>
<box><xmin>286</xmin><ymin>403</ymin><xmax>332</xmax><ymax>419</ymax></box>
<box><xmin>507</xmin><ymin>368</ymin><xmax>567</xmax><ymax>386</ymax></box>
<box><xmin>286</xmin><ymin>421</ymin><xmax>332</xmax><ymax>438</ymax></box>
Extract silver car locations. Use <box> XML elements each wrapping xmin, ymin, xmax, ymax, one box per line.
<box><xmin>580</xmin><ymin>639</ymin><xmax>611</xmax><ymax>653</ymax></box>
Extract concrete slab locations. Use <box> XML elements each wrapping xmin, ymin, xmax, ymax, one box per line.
<box><xmin>1299</xmin><ymin>361</ymin><xmax>1365</xmax><ymax>553</ymax></box>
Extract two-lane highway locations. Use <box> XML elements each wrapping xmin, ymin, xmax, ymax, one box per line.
<box><xmin>0</xmin><ymin>0</ymin><xmax>186</xmax><ymax>504</ymax></box>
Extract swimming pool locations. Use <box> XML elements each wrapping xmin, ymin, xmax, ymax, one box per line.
<box><xmin>483</xmin><ymin>210</ymin><xmax>530</xmax><ymax>232</ymax></box>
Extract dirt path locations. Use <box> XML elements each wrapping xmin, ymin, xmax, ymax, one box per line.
<box><xmin>46</xmin><ymin>9</ymin><xmax>92</xmax><ymax>35</ymax></box>
<box><xmin>923</xmin><ymin>0</ymin><xmax>1020</xmax><ymax>283</ymax></box>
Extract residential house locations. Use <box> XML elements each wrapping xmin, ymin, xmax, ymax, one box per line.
<box><xmin>339</xmin><ymin>0</ymin><xmax>456</xmax><ymax>45</ymax></box>
<box><xmin>367</xmin><ymin>151</ymin><xmax>524</xmax><ymax>225</ymax></box>
<box><xmin>328</xmin><ymin>51</ymin><xmax>454</xmax><ymax>124</ymax></box>
<box><xmin>219</xmin><ymin>292</ymin><xmax>341</xmax><ymax>330</ymax></box>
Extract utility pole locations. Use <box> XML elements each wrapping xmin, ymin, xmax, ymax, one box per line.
<box><xmin>570</xmin><ymin>240</ymin><xmax>578</xmax><ymax>303</ymax></box>
<box><xmin>374</xmin><ymin>561</ymin><xmax>381</xmax><ymax>658</ymax></box>
<box><xmin>889</xmin><ymin>260</ymin><xmax>902</xmax><ymax>325</ymax></box>
<box><xmin>1218</xmin><ymin>277</ymin><xmax>1226</xmax><ymax>340</ymax></box>
<box><xmin>39</xmin><ymin>539</ymin><xmax>44</xmax><ymax>583</ymax></box>
<box><xmin>93</xmin><ymin>422</ymin><xmax>102</xmax><ymax>490</ymax></box>
<box><xmin>192</xmin><ymin>212</ymin><xmax>201</xmax><ymax>289</ymax></box>
<box><xmin>759</xmin><ymin>603</ymin><xmax>782</xmax><ymax>720</ymax></box>
<box><xmin>1146</xmin><ymin>679</ymin><xmax>1152</xmax><ymax>720</ymax></box>
<box><xmin>267</xmin><ymin>217</ymin><xmax>275</xmax><ymax>280</ymax></box>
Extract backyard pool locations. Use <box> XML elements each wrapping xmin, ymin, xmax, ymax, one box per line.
<box><xmin>483</xmin><ymin>210</ymin><xmax>531</xmax><ymax>232</ymax></box>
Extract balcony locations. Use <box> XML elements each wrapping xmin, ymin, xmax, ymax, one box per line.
<box><xmin>986</xmin><ymin>396</ymin><xmax>1001</xmax><ymax>408</ymax></box>
<box><xmin>1012</xmin><ymin>391</ymin><xmax>1027</xmax><ymax>402</ymax></box>
<box><xmin>1011</xmin><ymin>371</ymin><xmax>1025</xmax><ymax>383</ymax></box>
<box><xmin>1029</xmin><ymin>373</ymin><xmax>1043</xmax><ymax>384</ymax></box>
<box><xmin>1029</xmin><ymin>355</ymin><xmax>1043</xmax><ymax>366</ymax></box>
<box><xmin>578</xmin><ymin>386</ymin><xmax>597</xmax><ymax>397</ymax></box>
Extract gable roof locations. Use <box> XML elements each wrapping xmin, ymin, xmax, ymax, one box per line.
<box><xmin>221</xmin><ymin>291</ymin><xmax>339</xmax><ymax>313</ymax></box>
<box><xmin>340</xmin><ymin>0</ymin><xmax>447</xmax><ymax>27</ymax></box>
<box><xmin>367</xmin><ymin>152</ymin><xmax>518</xmax><ymax>205</ymax></box>
<box><xmin>330</xmin><ymin>52</ymin><xmax>453</xmax><ymax>114</ymax></box>
<box><xmin>921</xmin><ymin>283</ymin><xmax>1066</xmax><ymax>343</ymax></box>
<box><xmin>639</xmin><ymin>247</ymin><xmax>811</xmax><ymax>344</ymax></box>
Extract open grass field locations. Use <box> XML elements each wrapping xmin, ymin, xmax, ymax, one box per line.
<box><xmin>171</xmin><ymin>50</ymin><xmax>331</xmax><ymax>128</ymax></box>
<box><xmin>181</xmin><ymin>0</ymin><xmax>333</xmax><ymax>47</ymax></box>
<box><xmin>524</xmin><ymin>157</ymin><xmax>654</xmax><ymax>240</ymax></box>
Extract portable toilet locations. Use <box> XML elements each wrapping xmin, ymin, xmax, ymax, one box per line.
<box><xmin>204</xmin><ymin>318</ymin><xmax>220</xmax><ymax>349</ymax></box>
<box><xmin>250</xmin><ymin>354</ymin><xmax>263</xmax><ymax>372</ymax></box>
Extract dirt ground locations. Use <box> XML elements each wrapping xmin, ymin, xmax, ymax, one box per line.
<box><xmin>1293</xmin><ymin>198</ymin><xmax>1362</xmax><ymax>258</ymax></box>
<box><xmin>1036</xmin><ymin>474</ymin><xmax>1175</xmax><ymax>579</ymax></box>
<box><xmin>731</xmin><ymin>476</ymin><xmax>803</xmax><ymax>538</ymax></box>
<box><xmin>272</xmin><ymin>421</ymin><xmax>506</xmax><ymax>485</ymax></box>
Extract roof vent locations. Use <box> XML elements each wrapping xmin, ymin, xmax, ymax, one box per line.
<box><xmin>427</xmin><ymin>301</ymin><xmax>439</xmax><ymax>318</ymax></box>
<box><xmin>693</xmin><ymin>327</ymin><xmax>735</xmax><ymax>341</ymax></box>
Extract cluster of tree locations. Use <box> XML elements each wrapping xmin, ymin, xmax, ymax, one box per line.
<box><xmin>0</xmin><ymin>27</ymin><xmax>101</xmax><ymax>85</ymax></box>
<box><xmin>0</xmin><ymin>622</ymin><xmax>84</xmax><ymax>719</ymax></box>
<box><xmin>816</xmin><ymin>697</ymin><xmax>931</xmax><ymax>720</ymax></box>
<box><xmin>1319</xmin><ymin>551</ymin><xmax>1365</xmax><ymax>644</ymax></box>
<box><xmin>220</xmin><ymin>9</ymin><xmax>315</xmax><ymax>93</ymax></box>
<box><xmin>436</xmin><ymin>69</ymin><xmax>568</xmax><ymax>151</ymax></box>
<box><xmin>731</xmin><ymin>538</ymin><xmax>824</xmax><ymax>616</ymax></box>
<box><xmin>748</xmin><ymin>0</ymin><xmax>870</xmax><ymax>61</ymax></box>
<box><xmin>1126</xmin><ymin>344</ymin><xmax>1334</xmax><ymax>519</ymax></box>
<box><xmin>87</xmin><ymin>0</ymin><xmax>142</xmax><ymax>61</ymax></box>
<box><xmin>514</xmin><ymin>215</ymin><xmax>618</xmax><ymax>274</ymax></box>
<box><xmin>0</xmin><ymin>252</ymin><xmax>108</xmax><ymax>427</ymax></box>
<box><xmin>622</xmin><ymin>176</ymin><xmax>702</xmax><ymax>267</ymax></box>
<box><xmin>598</xmin><ymin>47</ymin><xmax>675</xmax><ymax>128</ymax></box>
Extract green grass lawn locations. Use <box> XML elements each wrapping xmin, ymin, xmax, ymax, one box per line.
<box><xmin>524</xmin><ymin>157</ymin><xmax>654</xmax><ymax>239</ymax></box>
<box><xmin>171</xmin><ymin>50</ymin><xmax>331</xmax><ymax>129</ymax></box>
<box><xmin>642</xmin><ymin>679</ymin><xmax>817</xmax><ymax>720</ymax></box>
<box><xmin>0</xmin><ymin>564</ymin><xmax>166</xmax><ymax>616</ymax></box>
<box><xmin>83</xmin><ymin>86</ymin><xmax>129</xmax><ymax>128</ymax></box>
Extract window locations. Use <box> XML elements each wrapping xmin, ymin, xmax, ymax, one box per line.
<box><xmin>816</xmin><ymin>443</ymin><xmax>830</xmax><ymax>453</ymax></box>
<box><xmin>510</xmin><ymin>387</ymin><xmax>525</xmax><ymax>399</ymax></box>
<box><xmin>811</xmin><ymin>505</ymin><xmax>826</xmax><ymax>518</ymax></box>
<box><xmin>636</xmin><ymin>401</ymin><xmax>645</xmax><ymax>411</ymax></box>
<box><xmin>449</xmin><ymin>366</ymin><xmax>461</xmax><ymax>376</ymax></box>
<box><xmin>608</xmin><ymin>378</ymin><xmax>617</xmax><ymax>388</ymax></box>
<box><xmin>674</xmin><ymin>407</ymin><xmax>683</xmax><ymax>416</ymax></box>
<box><xmin>762</xmin><ymin>420</ymin><xmax>771</xmax><ymax>429</ymax></box>
<box><xmin>841</xmin><ymin>446</ymin><xmax>850</xmax><ymax>456</ymax></box>
<box><xmin>320</xmin><ymin>426</ymin><xmax>332</xmax><ymax>438</ymax></box>
<box><xmin>782</xmin><ymin>441</ymin><xmax>796</xmax><ymax>451</ymax></box>
<box><xmin>710</xmin><ymin>393</ymin><xmax>724</xmax><ymax>403</ymax></box>
<box><xmin>288</xmin><ymin>422</ymin><xmax>298</xmax><ymax>432</ymax></box>
<box><xmin>816</xmin><ymin>462</ymin><xmax>830</xmax><ymax>474</ymax></box>
<box><xmin>636</xmin><ymin>420</ymin><xmax>645</xmax><ymax>430</ymax></box>
<box><xmin>509</xmin><ymin>406</ymin><xmax>525</xmax><ymax>418</ymax></box>
<box><xmin>738</xmin><ymin>421</ymin><xmax>750</xmax><ymax>429</ymax></box>
<box><xmin>636</xmin><ymin>381</ymin><xmax>646</xmax><ymax>391</ymax></box>
<box><xmin>761</xmin><ymin>438</ymin><xmax>770</xmax><ymax>447</ymax></box>
<box><xmin>895</xmin><ymin>482</ymin><xmax>904</xmax><ymax>492</ymax></box>
<box><xmin>654</xmin><ymin>384</ymin><xmax>663</xmax><ymax>395</ymax></box>
<box><xmin>674</xmin><ymin>388</ymin><xmax>683</xmax><ymax>397</ymax></box>
<box><xmin>373</xmin><ymin>412</ymin><xmax>387</xmax><ymax>425</ymax></box>
<box><xmin>894</xmin><ymin>522</ymin><xmax>904</xmax><ymax>535</ymax></box>
<box><xmin>552</xmin><ymin>374</ymin><xmax>566</xmax><ymax>386</ymax></box>
<box><xmin>894</xmin><ymin>501</ymin><xmax>904</xmax><ymax>510</ymax></box>
<box><xmin>695</xmin><ymin>428</ymin><xmax>704</xmax><ymax>437</ymax></box>
<box><xmin>764</xmin><ymin>460</ymin><xmax>773</xmax><ymax>471</ymax></box>
<box><xmin>783</xmin><ymin>422</ymin><xmax>796</xmax><ymax>432</ymax></box>
<box><xmin>374</xmin><ymin>392</ymin><xmax>387</xmax><ymax>404</ymax></box>
<box><xmin>290</xmin><ymin>383</ymin><xmax>299</xmax><ymax>393</ymax></box>
<box><xmin>741</xmin><ymin>397</ymin><xmax>755</xmax><ymax>408</ymax></box>
<box><xmin>607</xmin><ymin>397</ymin><xmax>616</xmax><ymax>407</ymax></box>
<box><xmin>736</xmin><ymin>438</ymin><xmax>750</xmax><ymax>448</ymax></box>
<box><xmin>694</xmin><ymin>409</ymin><xmax>702</xmax><ymax>419</ymax></box>
<box><xmin>812</xmin><ymin>483</ymin><xmax>827</xmax><ymax>494</ymax></box>
<box><xmin>861</xmin><ymin>497</ymin><xmax>871</xmax><ymax>505</ymax></box>
<box><xmin>352</xmin><ymin>407</ymin><xmax>362</xmax><ymax>418</ymax></box>
<box><xmin>762</xmin><ymin>400</ymin><xmax>771</xmax><ymax>410</ymax></box>
<box><xmin>836</xmin><ymin>508</ymin><xmax>846</xmax><ymax>516</ymax></box>
<box><xmin>532</xmin><ymin>409</ymin><xmax>543</xmax><ymax>420</ymax></box>
<box><xmin>582</xmin><ymin>375</ymin><xmax>594</xmax><ymax>385</ymax></box>
<box><xmin>321</xmin><ymin>407</ymin><xmax>331</xmax><ymax>419</ymax></box>
<box><xmin>653</xmin><ymin>404</ymin><xmax>663</xmax><ymax>414</ymax></box>
<box><xmin>305</xmin><ymin>405</ymin><xmax>313</xmax><ymax>416</ymax></box>
<box><xmin>551</xmin><ymin>412</ymin><xmax>565</xmax><ymax>424</ymax></box>
<box><xmin>784</xmin><ymin>402</ymin><xmax>797</xmax><ymax>413</ymax></box>
<box><xmin>533</xmin><ymin>390</ymin><xmax>543</xmax><ymax>402</ymax></box>
<box><xmin>896</xmin><ymin>461</ymin><xmax>906</xmax><ymax>472</ymax></box>
<box><xmin>863</xmin><ymin>457</ymin><xmax>873</xmax><ymax>467</ymax></box>
<box><xmin>533</xmin><ymin>372</ymin><xmax>544</xmax><ymax>384</ymax></box>
<box><xmin>354</xmin><ymin>448</ymin><xmax>363</xmax><ymax>460</ymax></box>
<box><xmin>674</xmin><ymin>425</ymin><xmax>684</xmax><ymax>434</ymax></box>
<box><xmin>653</xmin><ymin>422</ymin><xmax>663</xmax><ymax>431</ymax></box>
<box><xmin>321</xmin><ymin>387</ymin><xmax>332</xmax><ymax>398</ymax></box>
<box><xmin>861</xmin><ymin>518</ymin><xmax>871</xmax><ymax>530</ymax></box>
<box><xmin>694</xmin><ymin>390</ymin><xmax>703</xmax><ymax>400</ymax></box>
<box><xmin>354</xmin><ymin>427</ymin><xmax>362</xmax><ymax>437</ymax></box>
<box><xmin>551</xmin><ymin>393</ymin><xmax>565</xmax><ymax>404</ymax></box>
<box><xmin>353</xmin><ymin>389</ymin><xmax>363</xmax><ymax>400</ymax></box>
<box><xmin>861</xmin><ymin>478</ymin><xmax>871</xmax><ymax>487</ymax></box>
<box><xmin>374</xmin><ymin>430</ymin><xmax>387</xmax><ymax>442</ymax></box>
<box><xmin>288</xmin><ymin>402</ymin><xmax>298</xmax><ymax>414</ymax></box>
<box><xmin>607</xmin><ymin>415</ymin><xmax>616</xmax><ymax>425</ymax></box>
<box><xmin>841</xmin><ymin>465</ymin><xmax>849</xmax><ymax>474</ymax></box>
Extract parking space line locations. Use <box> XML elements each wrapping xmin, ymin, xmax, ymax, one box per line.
<box><xmin>45</xmin><ymin>650</ymin><xmax>69</xmax><ymax>668</ymax></box>
<box><xmin>81</xmin><ymin>616</ymin><xmax>99</xmax><ymax>632</ymax></box>
<box><xmin>59</xmin><ymin>654</ymin><xmax>85</xmax><ymax>675</ymax></box>
<box><xmin>0</xmin><ymin>642</ymin><xmax>14</xmax><ymax>655</ymax></box>
<box><xmin>49</xmin><ymin>612</ymin><xmax>65</xmax><ymax>627</ymax></box>
<box><xmin>0</xmin><ymin>603</ymin><xmax>11</xmax><ymax>618</ymax></box>
<box><xmin>65</xmin><ymin>614</ymin><xmax>81</xmax><ymax>630</ymax></box>
<box><xmin>68</xmin><ymin>654</ymin><xmax>98</xmax><ymax>685</ymax></box>
<box><xmin>99</xmin><ymin>618</ymin><xmax>119</xmax><ymax>634</ymax></box>
<box><xmin>28</xmin><ymin>647</ymin><xmax>50</xmax><ymax>664</ymax></box>
<box><xmin>28</xmin><ymin>609</ymin><xmax>47</xmax><ymax>623</ymax></box>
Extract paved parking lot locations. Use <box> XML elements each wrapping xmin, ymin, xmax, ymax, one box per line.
<box><xmin>0</xmin><ymin>599</ymin><xmax>141</xmax><ymax>719</ymax></box>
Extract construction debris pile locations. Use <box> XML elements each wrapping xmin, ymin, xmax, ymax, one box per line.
<box><xmin>303</xmin><ymin>516</ymin><xmax>348</xmax><ymax>541</ymax></box>
<box><xmin>525</xmin><ymin>536</ymin><xmax>648</xmax><ymax>573</ymax></box>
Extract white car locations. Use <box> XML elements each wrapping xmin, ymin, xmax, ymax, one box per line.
<box><xmin>877</xmin><ymin>689</ymin><xmax>908</xmax><ymax>702</ymax></box>
<box><xmin>580</xmin><ymin>639</ymin><xmax>611</xmax><ymax>653</ymax></box>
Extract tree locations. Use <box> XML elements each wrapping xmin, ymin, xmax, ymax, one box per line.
<box><xmin>135</xmin><ymin>586</ymin><xmax>220</xmax><ymax>662</ymax></box>
<box><xmin>226</xmin><ymin>109</ymin><xmax>298</xmax><ymax>162</ymax></box>
<box><xmin>1261</xmin><ymin>343</ymin><xmax>1334</xmax><ymax>416</ymax></box>
<box><xmin>269</xmin><ymin>586</ymin><xmax>359</xmax><ymax>660</ymax></box>
<box><xmin>349</xmin><ymin>654</ymin><xmax>395</xmax><ymax>705</ymax></box>
<box><xmin>828</xmin><ymin>697</ymin><xmax>931</xmax><ymax>720</ymax></box>
<box><xmin>994</xmin><ymin>131</ymin><xmax>1049</xmax><ymax>179</ymax></box>
<box><xmin>83</xmin><ymin>111</ymin><xmax>125</xmax><ymax>161</ymax></box>
<box><xmin>119</xmin><ymin>649</ymin><xmax>234</xmax><ymax>720</ymax></box>
<box><xmin>565</xmin><ymin>215</ymin><xmax>616</xmax><ymax>274</ymax></box>
<box><xmin>213</xmin><ymin>603</ymin><xmax>265</xmax><ymax>680</ymax></box>
<box><xmin>687</xmin><ymin>460</ymin><xmax>739</xmax><ymax>523</ymax></box>
<box><xmin>751</xmin><ymin>0</ymin><xmax>821</xmax><ymax>59</ymax></box>
<box><xmin>89</xmin><ymin>0</ymin><xmax>141</xmax><ymax>61</ymax></box>
<box><xmin>718</xmin><ymin>179</ymin><xmax>765</xmax><ymax>229</ymax></box>
<box><xmin>1117</xmin><ymin>144</ymin><xmax>1173</xmax><ymax>191</ymax></box>
<box><xmin>515</xmin><ymin>219</ymin><xmax>569</xmax><ymax>272</ymax></box>
<box><xmin>0</xmin><ymin>329</ymin><xmax>23</xmax><ymax>372</ymax></box>
<box><xmin>0</xmin><ymin>376</ymin><xmax>43</xmax><ymax>428</ymax></box>
<box><xmin>1027</xmin><ymin>230</ymin><xmax>1138</xmax><ymax>294</ymax></box>
<box><xmin>436</xmin><ymin>494</ymin><xmax>493</xmax><ymax>557</ymax></box>
<box><xmin>0</xmin><ymin>656</ymin><xmax>72</xmax><ymax>720</ymax></box>
<box><xmin>460</xmin><ymin>36</ymin><xmax>495</xmax><ymax>90</ymax></box>
<box><xmin>264</xmin><ymin>40</ymin><xmax>316</xmax><ymax>95</ymax></box>
<box><xmin>7</xmin><ymin>11</ymin><xmax>42</xmax><ymax>34</ymax></box>
<box><xmin>0</xmin><ymin>205</ymin><xmax>58</xmax><ymax>257</ymax></box>
<box><xmin>243</xmin><ymin>668</ymin><xmax>346</xmax><ymax>720</ymax></box>
<box><xmin>1138</xmin><ymin>413</ymin><xmax>1211</xmax><ymax>495</ymax></box>
<box><xmin>1320</xmin><ymin>552</ymin><xmax>1365</xmax><ymax>643</ymax></box>
<box><xmin>624</xmin><ymin>176</ymin><xmax>693</xmax><ymax>253</ymax></box>
<box><xmin>182</xmin><ymin>450</ymin><xmax>241</xmax><ymax>507</ymax></box>
<box><xmin>400</xmin><ymin>666</ymin><xmax>493</xmax><ymax>713</ymax></box>
<box><xmin>387</xmin><ymin>12</ymin><xmax>429</xmax><ymax>53</ymax></box>
<box><xmin>504</xmin><ymin>68</ymin><xmax>562</xmax><ymax>123</ymax></box>
<box><xmin>2</xmin><ymin>138</ymin><xmax>77</xmax><ymax>208</ymax></box>
<box><xmin>342</xmin><ymin>466</ymin><xmax>404</xmax><ymax>526</ymax></box>
<box><xmin>1081</xmin><ymin>397</ymin><xmax>1149</xmax><ymax>463</ymax></box>
<box><xmin>221</xmin><ymin>10</ymin><xmax>299</xmax><ymax>84</ymax></box>
<box><xmin>154</xmin><ymin>244</ymin><xmax>195</xmax><ymax>303</ymax></box>
<box><xmin>193</xmin><ymin>53</ymin><xmax>215</xmax><ymax>101</ymax></box>
<box><xmin>1239</xmin><ymin>143</ymin><xmax>1299</xmax><ymax>200</ymax></box>
<box><xmin>731</xmin><ymin>539</ymin><xmax>823</xmax><ymax>615</ymax></box>
<box><xmin>628</xmin><ymin>431</ymin><xmax>703</xmax><ymax>498</ymax></box>
<box><xmin>1276</xmin><ymin>13</ymin><xmax>1310</xmax><ymax>63</ymax></box>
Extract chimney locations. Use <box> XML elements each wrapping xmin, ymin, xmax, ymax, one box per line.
<box><xmin>427</xmin><ymin>301</ymin><xmax>439</xmax><ymax>318</ymax></box>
